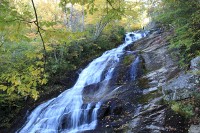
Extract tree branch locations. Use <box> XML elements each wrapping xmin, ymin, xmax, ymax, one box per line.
<box><xmin>0</xmin><ymin>34</ymin><xmax>5</xmax><ymax>47</ymax></box>
<box><xmin>0</xmin><ymin>42</ymin><xmax>3</xmax><ymax>47</ymax></box>
<box><xmin>106</xmin><ymin>0</ymin><xmax>117</xmax><ymax>10</ymax></box>
<box><xmin>0</xmin><ymin>19</ymin><xmax>36</xmax><ymax>23</ymax></box>
<box><xmin>31</xmin><ymin>0</ymin><xmax>46</xmax><ymax>70</ymax></box>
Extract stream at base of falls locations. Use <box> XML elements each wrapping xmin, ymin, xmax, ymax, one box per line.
<box><xmin>18</xmin><ymin>31</ymin><xmax>148</xmax><ymax>133</ymax></box>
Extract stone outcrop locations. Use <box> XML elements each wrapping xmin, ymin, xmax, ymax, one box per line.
<box><xmin>189</xmin><ymin>124</ymin><xmax>200</xmax><ymax>133</ymax></box>
<box><xmin>163</xmin><ymin>73</ymin><xmax>199</xmax><ymax>101</ymax></box>
<box><xmin>162</xmin><ymin>56</ymin><xmax>200</xmax><ymax>101</ymax></box>
<box><xmin>191</xmin><ymin>56</ymin><xmax>200</xmax><ymax>71</ymax></box>
<box><xmin>82</xmin><ymin>30</ymin><xmax>200</xmax><ymax>133</ymax></box>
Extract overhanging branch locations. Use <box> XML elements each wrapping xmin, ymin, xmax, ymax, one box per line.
<box><xmin>31</xmin><ymin>0</ymin><xmax>46</xmax><ymax>69</ymax></box>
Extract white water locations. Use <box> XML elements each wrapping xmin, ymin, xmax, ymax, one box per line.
<box><xmin>130</xmin><ymin>56</ymin><xmax>140</xmax><ymax>80</ymax></box>
<box><xmin>18</xmin><ymin>31</ymin><xmax>147</xmax><ymax>133</ymax></box>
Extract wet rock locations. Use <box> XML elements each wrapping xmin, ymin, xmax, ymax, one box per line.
<box><xmin>97</xmin><ymin>98</ymin><xmax>123</xmax><ymax>119</ymax></box>
<box><xmin>81</xmin><ymin>127</ymin><xmax>114</xmax><ymax>133</ymax></box>
<box><xmin>126</xmin><ymin>105</ymin><xmax>166</xmax><ymax>133</ymax></box>
<box><xmin>82</xmin><ymin>82</ymin><xmax>101</xmax><ymax>103</ymax></box>
<box><xmin>190</xmin><ymin>56</ymin><xmax>200</xmax><ymax>71</ymax></box>
<box><xmin>111</xmin><ymin>53</ymin><xmax>136</xmax><ymax>85</ymax></box>
<box><xmin>93</xmin><ymin>82</ymin><xmax>143</xmax><ymax>132</ymax></box>
<box><xmin>126</xmin><ymin>104</ymin><xmax>188</xmax><ymax>133</ymax></box>
<box><xmin>164</xmin><ymin>109</ymin><xmax>189</xmax><ymax>133</ymax></box>
<box><xmin>189</xmin><ymin>124</ymin><xmax>200</xmax><ymax>133</ymax></box>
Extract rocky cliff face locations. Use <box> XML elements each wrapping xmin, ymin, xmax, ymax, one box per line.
<box><xmin>82</xmin><ymin>30</ymin><xmax>200</xmax><ymax>133</ymax></box>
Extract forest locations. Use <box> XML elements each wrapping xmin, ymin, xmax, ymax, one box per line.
<box><xmin>0</xmin><ymin>0</ymin><xmax>200</xmax><ymax>131</ymax></box>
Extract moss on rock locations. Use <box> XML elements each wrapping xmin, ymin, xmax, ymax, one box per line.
<box><xmin>122</xmin><ymin>54</ymin><xmax>136</xmax><ymax>66</ymax></box>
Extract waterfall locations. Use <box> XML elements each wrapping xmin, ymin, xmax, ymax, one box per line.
<box><xmin>18</xmin><ymin>31</ymin><xmax>147</xmax><ymax>133</ymax></box>
<box><xmin>130</xmin><ymin>56</ymin><xmax>140</xmax><ymax>80</ymax></box>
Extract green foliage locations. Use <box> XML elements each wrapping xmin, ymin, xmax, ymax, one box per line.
<box><xmin>0</xmin><ymin>41</ymin><xmax>48</xmax><ymax>100</ymax></box>
<box><xmin>0</xmin><ymin>0</ymin><xmax>126</xmax><ymax>106</ymax></box>
<box><xmin>138</xmin><ymin>87</ymin><xmax>163</xmax><ymax>104</ymax></box>
<box><xmin>0</xmin><ymin>93</ymin><xmax>24</xmax><ymax>128</ymax></box>
<box><xmin>0</xmin><ymin>0</ymin><xmax>47</xmax><ymax>101</ymax></box>
<box><xmin>171</xmin><ymin>102</ymin><xmax>194</xmax><ymax>118</ymax></box>
<box><xmin>193</xmin><ymin>92</ymin><xmax>200</xmax><ymax>108</ymax></box>
<box><xmin>170</xmin><ymin>91</ymin><xmax>200</xmax><ymax>119</ymax></box>
<box><xmin>153</xmin><ymin>0</ymin><xmax>200</xmax><ymax>68</ymax></box>
<box><xmin>59</xmin><ymin>0</ymin><xmax>125</xmax><ymax>16</ymax></box>
<box><xmin>0</xmin><ymin>0</ymin><xmax>33</xmax><ymax>42</ymax></box>
<box><xmin>46</xmin><ymin>24</ymin><xmax>125</xmax><ymax>84</ymax></box>
<box><xmin>123</xmin><ymin>55</ymin><xmax>135</xmax><ymax>66</ymax></box>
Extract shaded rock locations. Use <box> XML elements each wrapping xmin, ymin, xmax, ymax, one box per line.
<box><xmin>82</xmin><ymin>82</ymin><xmax>102</xmax><ymax>103</ymax></box>
<box><xmin>92</xmin><ymin>81</ymin><xmax>144</xmax><ymax>132</ymax></box>
<box><xmin>164</xmin><ymin>109</ymin><xmax>189</xmax><ymax>133</ymax></box>
<box><xmin>97</xmin><ymin>98</ymin><xmax>123</xmax><ymax>119</ymax></box>
<box><xmin>144</xmin><ymin>66</ymin><xmax>179</xmax><ymax>87</ymax></box>
<box><xmin>189</xmin><ymin>124</ymin><xmax>200</xmax><ymax>133</ymax></box>
<box><xmin>190</xmin><ymin>56</ymin><xmax>200</xmax><ymax>71</ymax></box>
<box><xmin>111</xmin><ymin>53</ymin><xmax>137</xmax><ymax>85</ymax></box>
<box><xmin>81</xmin><ymin>128</ymin><xmax>114</xmax><ymax>133</ymax></box>
<box><xmin>126</xmin><ymin>101</ymin><xmax>188</xmax><ymax>133</ymax></box>
<box><xmin>97</xmin><ymin>98</ymin><xmax>134</xmax><ymax>131</ymax></box>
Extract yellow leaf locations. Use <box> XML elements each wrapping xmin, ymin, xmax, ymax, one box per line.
<box><xmin>41</xmin><ymin>78</ymin><xmax>47</xmax><ymax>85</ymax></box>
<box><xmin>0</xmin><ymin>85</ymin><xmax>7</xmax><ymax>91</ymax></box>
<box><xmin>14</xmin><ymin>79</ymin><xmax>21</xmax><ymax>86</ymax></box>
<box><xmin>37</xmin><ymin>54</ymin><xmax>43</xmax><ymax>60</ymax></box>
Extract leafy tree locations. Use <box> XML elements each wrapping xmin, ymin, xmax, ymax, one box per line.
<box><xmin>0</xmin><ymin>0</ymin><xmax>147</xmax><ymax>102</ymax></box>
<box><xmin>0</xmin><ymin>0</ymin><xmax>48</xmax><ymax>100</ymax></box>
<box><xmin>152</xmin><ymin>0</ymin><xmax>200</xmax><ymax>67</ymax></box>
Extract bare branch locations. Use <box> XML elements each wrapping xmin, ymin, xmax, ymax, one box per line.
<box><xmin>0</xmin><ymin>18</ymin><xmax>36</xmax><ymax>23</ymax></box>
<box><xmin>0</xmin><ymin>34</ymin><xmax>5</xmax><ymax>47</ymax></box>
<box><xmin>106</xmin><ymin>0</ymin><xmax>117</xmax><ymax>10</ymax></box>
<box><xmin>0</xmin><ymin>42</ymin><xmax>3</xmax><ymax>47</ymax></box>
<box><xmin>31</xmin><ymin>0</ymin><xmax>46</xmax><ymax>69</ymax></box>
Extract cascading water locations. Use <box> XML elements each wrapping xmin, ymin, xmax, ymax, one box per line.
<box><xmin>130</xmin><ymin>56</ymin><xmax>140</xmax><ymax>80</ymax></box>
<box><xmin>18</xmin><ymin>31</ymin><xmax>147</xmax><ymax>133</ymax></box>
